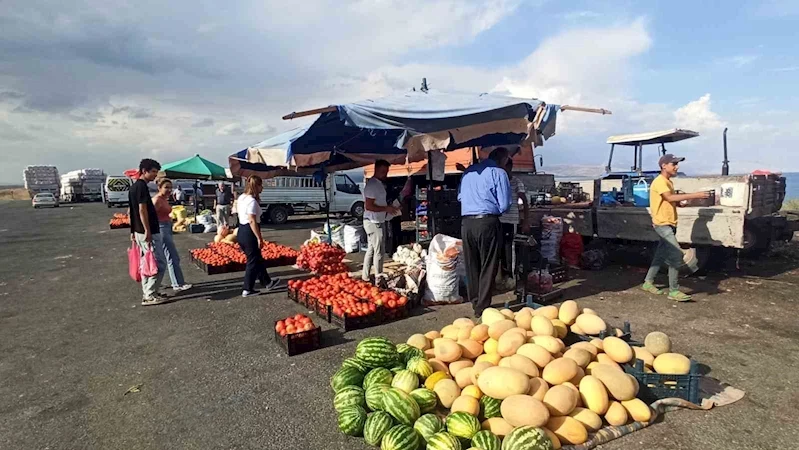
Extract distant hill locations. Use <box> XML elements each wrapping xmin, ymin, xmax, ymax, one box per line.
<box><xmin>540</xmin><ymin>164</ymin><xmax>606</xmax><ymax>179</ymax></box>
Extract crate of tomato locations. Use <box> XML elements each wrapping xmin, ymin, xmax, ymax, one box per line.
<box><xmin>189</xmin><ymin>248</ymin><xmax>230</xmax><ymax>275</ymax></box>
<box><xmin>274</xmin><ymin>313</ymin><xmax>322</xmax><ymax>356</ymax></box>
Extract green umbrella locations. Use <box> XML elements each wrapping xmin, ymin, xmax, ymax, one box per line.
<box><xmin>160</xmin><ymin>154</ymin><xmax>228</xmax><ymax>180</ymax></box>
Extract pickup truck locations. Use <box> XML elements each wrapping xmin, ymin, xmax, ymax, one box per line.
<box><xmin>529</xmin><ymin>129</ymin><xmax>795</xmax><ymax>264</ymax></box>
<box><xmin>257</xmin><ymin>173</ymin><xmax>364</xmax><ymax>224</ymax></box>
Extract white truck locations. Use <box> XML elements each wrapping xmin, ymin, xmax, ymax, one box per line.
<box><xmin>23</xmin><ymin>165</ymin><xmax>60</xmax><ymax>199</ymax></box>
<box><xmin>103</xmin><ymin>176</ymin><xmax>133</xmax><ymax>208</ymax></box>
<box><xmin>258</xmin><ymin>174</ymin><xmax>364</xmax><ymax>224</ymax></box>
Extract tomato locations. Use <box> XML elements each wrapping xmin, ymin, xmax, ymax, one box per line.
<box><xmin>387</xmin><ymin>299</ymin><xmax>396</xmax><ymax>309</ymax></box>
<box><xmin>398</xmin><ymin>296</ymin><xmax>407</xmax><ymax>306</ymax></box>
<box><xmin>285</xmin><ymin>325</ymin><xmax>296</xmax><ymax>334</ymax></box>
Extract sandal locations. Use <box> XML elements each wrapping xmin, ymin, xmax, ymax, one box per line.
<box><xmin>641</xmin><ymin>282</ymin><xmax>664</xmax><ymax>295</ymax></box>
<box><xmin>668</xmin><ymin>290</ymin><xmax>693</xmax><ymax>302</ymax></box>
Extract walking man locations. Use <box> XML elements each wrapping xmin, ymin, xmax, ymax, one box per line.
<box><xmin>130</xmin><ymin>158</ymin><xmax>169</xmax><ymax>305</ymax></box>
<box><xmin>214</xmin><ymin>182</ymin><xmax>232</xmax><ymax>228</ymax></box>
<box><xmin>642</xmin><ymin>154</ymin><xmax>710</xmax><ymax>302</ymax></box>
<box><xmin>459</xmin><ymin>147</ymin><xmax>512</xmax><ymax>317</ymax></box>
<box><xmin>362</xmin><ymin>160</ymin><xmax>399</xmax><ymax>281</ymax></box>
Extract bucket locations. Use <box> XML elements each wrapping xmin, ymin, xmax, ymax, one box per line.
<box><xmin>633</xmin><ymin>179</ymin><xmax>650</xmax><ymax>207</ymax></box>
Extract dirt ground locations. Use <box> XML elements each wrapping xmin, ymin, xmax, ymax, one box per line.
<box><xmin>1</xmin><ymin>200</ymin><xmax>798</xmax><ymax>449</ymax></box>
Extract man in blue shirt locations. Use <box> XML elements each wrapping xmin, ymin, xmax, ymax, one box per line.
<box><xmin>458</xmin><ymin>147</ymin><xmax>512</xmax><ymax>316</ymax></box>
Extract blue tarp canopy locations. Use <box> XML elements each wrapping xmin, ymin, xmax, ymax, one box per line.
<box><xmin>229</xmin><ymin>90</ymin><xmax>559</xmax><ymax>178</ymax></box>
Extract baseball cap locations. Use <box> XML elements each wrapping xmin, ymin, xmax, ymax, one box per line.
<box><xmin>658</xmin><ymin>154</ymin><xmax>685</xmax><ymax>167</ymax></box>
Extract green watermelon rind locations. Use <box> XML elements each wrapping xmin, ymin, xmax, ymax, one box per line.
<box><xmin>380</xmin><ymin>424</ymin><xmax>422</xmax><ymax>450</ymax></box>
<box><xmin>500</xmin><ymin>426</ymin><xmax>553</xmax><ymax>450</ymax></box>
<box><xmin>364</xmin><ymin>367</ymin><xmax>394</xmax><ymax>390</ymax></box>
<box><xmin>365</xmin><ymin>384</ymin><xmax>391</xmax><ymax>411</ymax></box>
<box><xmin>333</xmin><ymin>386</ymin><xmax>365</xmax><ymax>412</ymax></box>
<box><xmin>390</xmin><ymin>370</ymin><xmax>420</xmax><ymax>394</ymax></box>
<box><xmin>445</xmin><ymin>412</ymin><xmax>481</xmax><ymax>440</ymax></box>
<box><xmin>413</xmin><ymin>413</ymin><xmax>445</xmax><ymax>442</ymax></box>
<box><xmin>341</xmin><ymin>357</ymin><xmax>370</xmax><ymax>373</ymax></box>
<box><xmin>364</xmin><ymin>411</ymin><xmax>395</xmax><ymax>447</ymax></box>
<box><xmin>406</xmin><ymin>357</ymin><xmax>434</xmax><ymax>379</ymax></box>
<box><xmin>337</xmin><ymin>405</ymin><xmax>367</xmax><ymax>437</ymax></box>
<box><xmin>357</xmin><ymin>337</ymin><xmax>399</xmax><ymax>369</ymax></box>
<box><xmin>479</xmin><ymin>396</ymin><xmax>502</xmax><ymax>420</ymax></box>
<box><xmin>331</xmin><ymin>366</ymin><xmax>365</xmax><ymax>393</ymax></box>
<box><xmin>382</xmin><ymin>388</ymin><xmax>421</xmax><ymax>426</ymax></box>
<box><xmin>409</xmin><ymin>388</ymin><xmax>437</xmax><ymax>413</ymax></box>
<box><xmin>471</xmin><ymin>430</ymin><xmax>502</xmax><ymax>450</ymax></box>
<box><xmin>427</xmin><ymin>431</ymin><xmax>463</xmax><ymax>450</ymax></box>
<box><xmin>398</xmin><ymin>345</ymin><xmax>425</xmax><ymax>364</ymax></box>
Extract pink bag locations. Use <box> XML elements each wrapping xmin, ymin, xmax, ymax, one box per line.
<box><xmin>141</xmin><ymin>244</ymin><xmax>158</xmax><ymax>277</ymax></box>
<box><xmin>128</xmin><ymin>245</ymin><xmax>142</xmax><ymax>282</ymax></box>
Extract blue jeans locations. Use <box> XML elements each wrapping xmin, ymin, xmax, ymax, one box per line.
<box><xmin>645</xmin><ymin>225</ymin><xmax>693</xmax><ymax>291</ymax></box>
<box><xmin>159</xmin><ymin>221</ymin><xmax>186</xmax><ymax>288</ymax></box>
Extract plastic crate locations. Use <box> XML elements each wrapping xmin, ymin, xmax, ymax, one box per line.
<box><xmin>381</xmin><ymin>303</ymin><xmax>410</xmax><ymax>323</ymax></box>
<box><xmin>228</xmin><ymin>262</ymin><xmax>246</xmax><ymax>272</ymax></box>
<box><xmin>321</xmin><ymin>304</ymin><xmax>381</xmax><ymax>331</ymax></box>
<box><xmin>566</xmin><ymin>321</ymin><xmax>641</xmax><ymax>346</ymax></box>
<box><xmin>192</xmin><ymin>257</ymin><xmax>229</xmax><ymax>275</ymax></box>
<box><xmin>624</xmin><ymin>359</ymin><xmax>701</xmax><ymax>404</ymax></box>
<box><xmin>287</xmin><ymin>286</ymin><xmax>300</xmax><ymax>303</ymax></box>
<box><xmin>274</xmin><ymin>324</ymin><xmax>322</xmax><ymax>356</ymax></box>
<box><xmin>550</xmin><ymin>264</ymin><xmax>569</xmax><ymax>284</ymax></box>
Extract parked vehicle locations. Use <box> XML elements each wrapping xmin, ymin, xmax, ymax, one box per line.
<box><xmin>23</xmin><ymin>165</ymin><xmax>60</xmax><ymax>199</ymax></box>
<box><xmin>104</xmin><ymin>176</ymin><xmax>133</xmax><ymax>208</ymax></box>
<box><xmin>32</xmin><ymin>192</ymin><xmax>59</xmax><ymax>208</ymax></box>
<box><xmin>257</xmin><ymin>174</ymin><xmax>364</xmax><ymax>224</ymax></box>
<box><xmin>529</xmin><ymin>128</ymin><xmax>796</xmax><ymax>265</ymax></box>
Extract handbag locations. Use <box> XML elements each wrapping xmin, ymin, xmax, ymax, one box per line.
<box><xmin>128</xmin><ymin>244</ymin><xmax>142</xmax><ymax>282</ymax></box>
<box><xmin>141</xmin><ymin>244</ymin><xmax>159</xmax><ymax>277</ymax></box>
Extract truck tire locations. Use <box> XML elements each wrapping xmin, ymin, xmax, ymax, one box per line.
<box><xmin>742</xmin><ymin>224</ymin><xmax>771</xmax><ymax>258</ymax></box>
<box><xmin>351</xmin><ymin>201</ymin><xmax>365</xmax><ymax>219</ymax></box>
<box><xmin>269</xmin><ymin>206</ymin><xmax>289</xmax><ymax>225</ymax></box>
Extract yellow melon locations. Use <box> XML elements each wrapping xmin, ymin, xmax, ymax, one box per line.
<box><xmin>514</xmin><ymin>310</ymin><xmax>533</xmax><ymax>331</ymax></box>
<box><xmin>424</xmin><ymin>330</ymin><xmax>441</xmax><ymax>340</ymax></box>
<box><xmin>449</xmin><ymin>360</ymin><xmax>474</xmax><ymax>377</ymax></box>
<box><xmin>476</xmin><ymin>366</ymin><xmax>530</xmax><ymax>400</ymax></box>
<box><xmin>480</xmin><ymin>417</ymin><xmax>514</xmax><ymax>437</ymax></box>
<box><xmin>498</xmin><ymin>354</ymin><xmax>540</xmax><ymax>378</ymax></box>
<box><xmin>488</xmin><ymin>320</ymin><xmax>516</xmax><ymax>340</ymax></box>
<box><xmin>542</xmin><ymin>358</ymin><xmax>579</xmax><ymax>385</ymax></box>
<box><xmin>462</xmin><ymin>385</ymin><xmax>482</xmax><ymax>399</ymax></box>
<box><xmin>653</xmin><ymin>353</ymin><xmax>691</xmax><ymax>375</ymax></box>
<box><xmin>546</xmin><ymin>416</ymin><xmax>588</xmax><ymax>445</ymax></box>
<box><xmin>578</xmin><ymin>375</ymin><xmax>609</xmax><ymax>415</ymax></box>
<box><xmin>644</xmin><ymin>331</ymin><xmax>672</xmax><ymax>357</ymax></box>
<box><xmin>453</xmin><ymin>317</ymin><xmax>476</xmax><ymax>328</ymax></box>
<box><xmin>406</xmin><ymin>334</ymin><xmax>430</xmax><ymax>350</ymax></box>
<box><xmin>424</xmin><ymin>371</ymin><xmax>451</xmax><ymax>390</ymax></box>
<box><xmin>621</xmin><ymin>398</ymin><xmax>652</xmax><ymax>422</ymax></box>
<box><xmin>532</xmin><ymin>335</ymin><xmax>563</xmax><ymax>354</ymax></box>
<box><xmin>591</xmin><ymin>365</ymin><xmax>637</xmax><ymax>401</ymax></box>
<box><xmin>434</xmin><ymin>338</ymin><xmax>462</xmax><ymax>363</ymax></box>
<box><xmin>604</xmin><ymin>401</ymin><xmax>628</xmax><ymax>426</ymax></box>
<box><xmin>441</xmin><ymin>325</ymin><xmax>460</xmax><ymax>340</ymax></box>
<box><xmin>470</xmin><ymin>324</ymin><xmax>490</xmax><ymax>343</ymax></box>
<box><xmin>551</xmin><ymin>319</ymin><xmax>568</xmax><ymax>339</ymax></box>
<box><xmin>543</xmin><ymin>385</ymin><xmax>578</xmax><ymax>416</ymax></box>
<box><xmin>574</xmin><ymin>314</ymin><xmax>607</xmax><ymax>335</ymax></box>
<box><xmin>528</xmin><ymin>377</ymin><xmax>550</xmax><ymax>401</ymax></box>
<box><xmin>484</xmin><ymin>338</ymin><xmax>499</xmax><ymax>355</ymax></box>
<box><xmin>531</xmin><ymin>315</ymin><xmax>556</xmax><ymax>337</ymax></box>
<box><xmin>533</xmin><ymin>305</ymin><xmax>559</xmax><ymax>320</ymax></box>
<box><xmin>603</xmin><ymin>336</ymin><xmax>633</xmax><ymax>364</ymax></box>
<box><xmin>433</xmin><ymin>379</ymin><xmax>461</xmax><ymax>408</ymax></box>
<box><xmin>470</xmin><ymin>361</ymin><xmax>495</xmax><ymax>386</ymax></box>
<box><xmin>497</xmin><ymin>331</ymin><xmax>526</xmax><ymax>357</ymax></box>
<box><xmin>501</xmin><ymin>394</ymin><xmax>551</xmax><ymax>427</ymax></box>
<box><xmin>455</xmin><ymin>367</ymin><xmax>475</xmax><ymax>388</ymax></box>
<box><xmin>475</xmin><ymin>353</ymin><xmax>501</xmax><ymax>366</ymax></box>
<box><xmin>451</xmin><ymin>395</ymin><xmax>480</xmax><ymax>415</ymax></box>
<box><xmin>562</xmin><ymin>348</ymin><xmax>592</xmax><ymax>368</ymax></box>
<box><xmin>568</xmin><ymin>407</ymin><xmax>603</xmax><ymax>432</ymax></box>
<box><xmin>542</xmin><ymin>428</ymin><xmax>561</xmax><ymax>449</ymax></box>
<box><xmin>632</xmin><ymin>347</ymin><xmax>655</xmax><ymax>367</ymax></box>
<box><xmin>569</xmin><ymin>341</ymin><xmax>598</xmax><ymax>358</ymax></box>
<box><xmin>516</xmin><ymin>343</ymin><xmax>553</xmax><ymax>368</ymax></box>
<box><xmin>500</xmin><ymin>308</ymin><xmax>515</xmax><ymax>320</ymax></box>
<box><xmin>458</xmin><ymin>339</ymin><xmax>484</xmax><ymax>360</ymax></box>
<box><xmin>480</xmin><ymin>308</ymin><xmax>506</xmax><ymax>326</ymax></box>
<box><xmin>428</xmin><ymin>358</ymin><xmax>449</xmax><ymax>374</ymax></box>
<box><xmin>558</xmin><ymin>300</ymin><xmax>580</xmax><ymax>325</ymax></box>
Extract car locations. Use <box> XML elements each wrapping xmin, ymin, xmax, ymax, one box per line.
<box><xmin>32</xmin><ymin>193</ymin><xmax>59</xmax><ymax>208</ymax></box>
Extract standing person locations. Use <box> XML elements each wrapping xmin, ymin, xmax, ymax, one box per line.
<box><xmin>237</xmin><ymin>176</ymin><xmax>279</xmax><ymax>297</ymax></box>
<box><xmin>214</xmin><ymin>182</ymin><xmax>232</xmax><ymax>228</ymax></box>
<box><xmin>498</xmin><ymin>159</ymin><xmax>530</xmax><ymax>285</ymax></box>
<box><xmin>174</xmin><ymin>185</ymin><xmax>185</xmax><ymax>205</ymax></box>
<box><xmin>129</xmin><ymin>159</ymin><xmax>169</xmax><ymax>305</ymax></box>
<box><xmin>152</xmin><ymin>179</ymin><xmax>192</xmax><ymax>292</ymax></box>
<box><xmin>641</xmin><ymin>154</ymin><xmax>710</xmax><ymax>302</ymax></box>
<box><xmin>459</xmin><ymin>147</ymin><xmax>512</xmax><ymax>317</ymax></box>
<box><xmin>362</xmin><ymin>160</ymin><xmax>399</xmax><ymax>281</ymax></box>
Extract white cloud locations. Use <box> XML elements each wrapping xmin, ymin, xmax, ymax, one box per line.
<box><xmin>674</xmin><ymin>94</ymin><xmax>724</xmax><ymax>131</ymax></box>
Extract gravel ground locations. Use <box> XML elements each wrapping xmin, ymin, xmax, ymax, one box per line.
<box><xmin>1</xmin><ymin>201</ymin><xmax>798</xmax><ymax>450</ymax></box>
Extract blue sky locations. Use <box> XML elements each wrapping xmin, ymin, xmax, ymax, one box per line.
<box><xmin>1</xmin><ymin>0</ymin><xmax>798</xmax><ymax>182</ymax></box>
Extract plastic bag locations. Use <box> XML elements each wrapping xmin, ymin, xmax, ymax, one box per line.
<box><xmin>540</xmin><ymin>215</ymin><xmax>563</xmax><ymax>263</ymax></box>
<box><xmin>128</xmin><ymin>244</ymin><xmax>141</xmax><ymax>282</ymax></box>
<box><xmin>343</xmin><ymin>224</ymin><xmax>364</xmax><ymax>253</ymax></box>
<box><xmin>423</xmin><ymin>234</ymin><xmax>463</xmax><ymax>304</ymax></box>
<box><xmin>141</xmin><ymin>245</ymin><xmax>158</xmax><ymax>277</ymax></box>
<box><xmin>560</xmin><ymin>232</ymin><xmax>584</xmax><ymax>266</ymax></box>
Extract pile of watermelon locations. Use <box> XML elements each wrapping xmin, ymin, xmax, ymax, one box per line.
<box><xmin>331</xmin><ymin>336</ymin><xmax>554</xmax><ymax>450</ymax></box>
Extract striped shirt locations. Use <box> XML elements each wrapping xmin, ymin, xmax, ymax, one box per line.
<box><xmin>500</xmin><ymin>178</ymin><xmax>526</xmax><ymax>225</ymax></box>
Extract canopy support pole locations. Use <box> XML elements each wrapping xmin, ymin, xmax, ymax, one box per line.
<box><xmin>283</xmin><ymin>104</ymin><xmax>612</xmax><ymax>120</ymax></box>
<box><xmin>323</xmin><ymin>174</ymin><xmax>332</xmax><ymax>245</ymax></box>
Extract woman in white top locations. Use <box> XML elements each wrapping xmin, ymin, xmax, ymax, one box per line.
<box><xmin>237</xmin><ymin>176</ymin><xmax>279</xmax><ymax>297</ymax></box>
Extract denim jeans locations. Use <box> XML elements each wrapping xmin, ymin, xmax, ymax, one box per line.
<box><xmin>134</xmin><ymin>232</ymin><xmax>166</xmax><ymax>298</ymax></box>
<box><xmin>645</xmin><ymin>225</ymin><xmax>691</xmax><ymax>291</ymax></box>
<box><xmin>159</xmin><ymin>221</ymin><xmax>186</xmax><ymax>288</ymax></box>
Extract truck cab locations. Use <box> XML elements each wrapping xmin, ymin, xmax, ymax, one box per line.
<box><xmin>104</xmin><ymin>176</ymin><xmax>132</xmax><ymax>208</ymax></box>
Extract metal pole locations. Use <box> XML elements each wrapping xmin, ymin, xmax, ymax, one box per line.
<box><xmin>323</xmin><ymin>173</ymin><xmax>332</xmax><ymax>245</ymax></box>
<box><xmin>722</xmin><ymin>128</ymin><xmax>730</xmax><ymax>176</ymax></box>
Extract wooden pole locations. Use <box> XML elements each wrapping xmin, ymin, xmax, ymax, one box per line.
<box><xmin>560</xmin><ymin>105</ymin><xmax>612</xmax><ymax>115</ymax></box>
<box><xmin>282</xmin><ymin>106</ymin><xmax>336</xmax><ymax>120</ymax></box>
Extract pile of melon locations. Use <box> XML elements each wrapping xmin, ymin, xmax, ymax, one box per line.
<box><xmin>331</xmin><ymin>301</ymin><xmax>693</xmax><ymax>450</ymax></box>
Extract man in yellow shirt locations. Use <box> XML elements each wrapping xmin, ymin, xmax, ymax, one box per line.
<box><xmin>641</xmin><ymin>154</ymin><xmax>710</xmax><ymax>301</ymax></box>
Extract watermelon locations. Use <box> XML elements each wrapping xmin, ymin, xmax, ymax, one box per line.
<box><xmin>337</xmin><ymin>405</ymin><xmax>367</xmax><ymax>437</ymax></box>
<box><xmin>479</xmin><ymin>396</ymin><xmax>502</xmax><ymax>420</ymax></box>
<box><xmin>406</xmin><ymin>357</ymin><xmax>434</xmax><ymax>379</ymax></box>
<box><xmin>398</xmin><ymin>344</ymin><xmax>425</xmax><ymax>364</ymax></box>
<box><xmin>366</xmin><ymin>384</ymin><xmax>391</xmax><ymax>411</ymax></box>
<box><xmin>500</xmin><ymin>426</ymin><xmax>553</xmax><ymax>450</ymax></box>
<box><xmin>413</xmin><ymin>413</ymin><xmax>445</xmax><ymax>442</ymax></box>
<box><xmin>357</xmin><ymin>337</ymin><xmax>399</xmax><ymax>368</ymax></box>
<box><xmin>383</xmin><ymin>388</ymin><xmax>421</xmax><ymax>425</ymax></box>
<box><xmin>391</xmin><ymin>370</ymin><xmax>420</xmax><ymax>394</ymax></box>
<box><xmin>341</xmin><ymin>357</ymin><xmax>369</xmax><ymax>373</ymax></box>
<box><xmin>409</xmin><ymin>388</ymin><xmax>437</xmax><ymax>413</ymax></box>
<box><xmin>471</xmin><ymin>430</ymin><xmax>501</xmax><ymax>450</ymax></box>
<box><xmin>427</xmin><ymin>431</ymin><xmax>462</xmax><ymax>450</ymax></box>
<box><xmin>331</xmin><ymin>366</ymin><xmax>365</xmax><ymax>392</ymax></box>
<box><xmin>390</xmin><ymin>365</ymin><xmax>406</xmax><ymax>374</ymax></box>
<box><xmin>334</xmin><ymin>386</ymin><xmax>365</xmax><ymax>412</ymax></box>
<box><xmin>381</xmin><ymin>424</ymin><xmax>422</xmax><ymax>450</ymax></box>
<box><xmin>364</xmin><ymin>411</ymin><xmax>395</xmax><ymax>446</ymax></box>
<box><xmin>364</xmin><ymin>368</ymin><xmax>394</xmax><ymax>390</ymax></box>
<box><xmin>445</xmin><ymin>412</ymin><xmax>481</xmax><ymax>440</ymax></box>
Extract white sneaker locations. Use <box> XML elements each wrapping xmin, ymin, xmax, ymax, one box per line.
<box><xmin>173</xmin><ymin>284</ymin><xmax>193</xmax><ymax>292</ymax></box>
<box><xmin>141</xmin><ymin>295</ymin><xmax>169</xmax><ymax>306</ymax></box>
<box><xmin>242</xmin><ymin>290</ymin><xmax>262</xmax><ymax>298</ymax></box>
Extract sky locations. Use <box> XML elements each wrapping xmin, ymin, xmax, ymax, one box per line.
<box><xmin>1</xmin><ymin>0</ymin><xmax>798</xmax><ymax>183</ymax></box>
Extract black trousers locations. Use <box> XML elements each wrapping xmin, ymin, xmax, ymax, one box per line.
<box><xmin>500</xmin><ymin>222</ymin><xmax>516</xmax><ymax>276</ymax></box>
<box><xmin>238</xmin><ymin>224</ymin><xmax>271</xmax><ymax>291</ymax></box>
<box><xmin>462</xmin><ymin>216</ymin><xmax>502</xmax><ymax>315</ymax></box>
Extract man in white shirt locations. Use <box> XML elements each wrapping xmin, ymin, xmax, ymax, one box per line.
<box><xmin>362</xmin><ymin>160</ymin><xmax>399</xmax><ymax>281</ymax></box>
